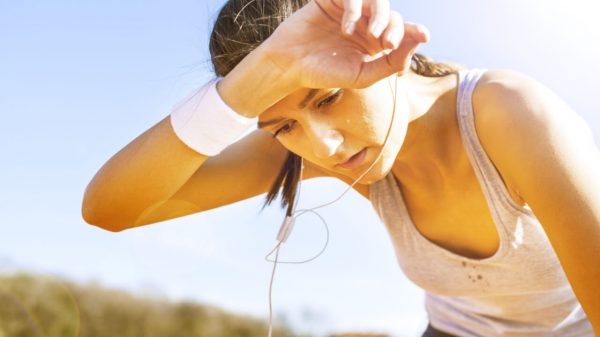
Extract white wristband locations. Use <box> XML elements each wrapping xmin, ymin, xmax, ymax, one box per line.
<box><xmin>169</xmin><ymin>78</ymin><xmax>258</xmax><ymax>156</ymax></box>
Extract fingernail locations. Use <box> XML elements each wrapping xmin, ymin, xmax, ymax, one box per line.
<box><xmin>370</xmin><ymin>21</ymin><xmax>385</xmax><ymax>38</ymax></box>
<box><xmin>416</xmin><ymin>24</ymin><xmax>430</xmax><ymax>41</ymax></box>
<box><xmin>344</xmin><ymin>21</ymin><xmax>356</xmax><ymax>35</ymax></box>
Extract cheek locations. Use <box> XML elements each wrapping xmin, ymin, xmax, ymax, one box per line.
<box><xmin>357</xmin><ymin>95</ymin><xmax>397</xmax><ymax>135</ymax></box>
<box><xmin>358</xmin><ymin>107</ymin><xmax>395</xmax><ymax>143</ymax></box>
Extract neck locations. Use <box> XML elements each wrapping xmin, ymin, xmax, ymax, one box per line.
<box><xmin>392</xmin><ymin>69</ymin><xmax>460</xmax><ymax>183</ymax></box>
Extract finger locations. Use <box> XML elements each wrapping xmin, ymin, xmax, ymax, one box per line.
<box><xmin>355</xmin><ymin>25</ymin><xmax>426</xmax><ymax>87</ymax></box>
<box><xmin>384</xmin><ymin>23</ymin><xmax>426</xmax><ymax>75</ymax></box>
<box><xmin>404</xmin><ymin>21</ymin><xmax>430</xmax><ymax>44</ymax></box>
<box><xmin>381</xmin><ymin>11</ymin><xmax>404</xmax><ymax>50</ymax></box>
<box><xmin>342</xmin><ymin>0</ymin><xmax>362</xmax><ymax>34</ymax></box>
<box><xmin>368</xmin><ymin>0</ymin><xmax>390</xmax><ymax>38</ymax></box>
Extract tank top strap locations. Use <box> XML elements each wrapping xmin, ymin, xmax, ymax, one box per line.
<box><xmin>456</xmin><ymin>68</ymin><xmax>527</xmax><ymax>214</ymax></box>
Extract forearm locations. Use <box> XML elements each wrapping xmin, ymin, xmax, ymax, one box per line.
<box><xmin>82</xmin><ymin>116</ymin><xmax>208</xmax><ymax>231</ymax></box>
<box><xmin>217</xmin><ymin>41</ymin><xmax>296</xmax><ymax>118</ymax></box>
<box><xmin>82</xmin><ymin>44</ymin><xmax>295</xmax><ymax>231</ymax></box>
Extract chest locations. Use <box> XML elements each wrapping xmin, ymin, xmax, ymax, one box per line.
<box><xmin>391</xmin><ymin>165</ymin><xmax>524</xmax><ymax>260</ymax></box>
<box><xmin>371</xmin><ymin>169</ymin><xmax>569</xmax><ymax>297</ymax></box>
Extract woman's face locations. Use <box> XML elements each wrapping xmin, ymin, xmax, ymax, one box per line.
<box><xmin>258</xmin><ymin>75</ymin><xmax>411</xmax><ymax>185</ymax></box>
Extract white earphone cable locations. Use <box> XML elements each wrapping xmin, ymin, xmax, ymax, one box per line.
<box><xmin>266</xmin><ymin>75</ymin><xmax>399</xmax><ymax>337</ymax></box>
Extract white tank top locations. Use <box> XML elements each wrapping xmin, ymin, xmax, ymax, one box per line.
<box><xmin>368</xmin><ymin>69</ymin><xmax>593</xmax><ymax>336</ymax></box>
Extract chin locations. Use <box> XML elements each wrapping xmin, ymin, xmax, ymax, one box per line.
<box><xmin>350</xmin><ymin>147</ymin><xmax>397</xmax><ymax>185</ymax></box>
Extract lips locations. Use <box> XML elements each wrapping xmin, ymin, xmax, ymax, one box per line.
<box><xmin>338</xmin><ymin>148</ymin><xmax>367</xmax><ymax>170</ymax></box>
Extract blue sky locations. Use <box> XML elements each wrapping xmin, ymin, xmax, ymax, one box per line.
<box><xmin>1</xmin><ymin>1</ymin><xmax>599</xmax><ymax>336</ymax></box>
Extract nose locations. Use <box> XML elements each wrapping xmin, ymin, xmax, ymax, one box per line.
<box><xmin>304</xmin><ymin>121</ymin><xmax>343</xmax><ymax>159</ymax></box>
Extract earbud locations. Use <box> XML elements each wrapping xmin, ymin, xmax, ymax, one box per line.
<box><xmin>276</xmin><ymin>216</ymin><xmax>295</xmax><ymax>243</ymax></box>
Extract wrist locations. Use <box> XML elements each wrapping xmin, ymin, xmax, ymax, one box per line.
<box><xmin>169</xmin><ymin>79</ymin><xmax>257</xmax><ymax>156</ymax></box>
<box><xmin>217</xmin><ymin>43</ymin><xmax>297</xmax><ymax>118</ymax></box>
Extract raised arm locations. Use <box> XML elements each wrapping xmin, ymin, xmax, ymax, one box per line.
<box><xmin>81</xmin><ymin>40</ymin><xmax>291</xmax><ymax>232</ymax></box>
<box><xmin>81</xmin><ymin>0</ymin><xmax>427</xmax><ymax>232</ymax></box>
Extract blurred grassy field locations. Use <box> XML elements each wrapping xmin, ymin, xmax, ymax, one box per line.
<box><xmin>0</xmin><ymin>272</ymin><xmax>390</xmax><ymax>337</ymax></box>
<box><xmin>0</xmin><ymin>272</ymin><xmax>306</xmax><ymax>337</ymax></box>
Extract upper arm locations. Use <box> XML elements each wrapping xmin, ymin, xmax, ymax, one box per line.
<box><xmin>473</xmin><ymin>69</ymin><xmax>600</xmax><ymax>323</ymax></box>
<box><xmin>133</xmin><ymin>129</ymin><xmax>328</xmax><ymax>227</ymax></box>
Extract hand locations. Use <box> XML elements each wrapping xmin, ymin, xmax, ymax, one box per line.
<box><xmin>262</xmin><ymin>0</ymin><xmax>429</xmax><ymax>89</ymax></box>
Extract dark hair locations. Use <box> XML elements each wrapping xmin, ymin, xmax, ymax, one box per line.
<box><xmin>209</xmin><ymin>0</ymin><xmax>464</xmax><ymax>216</ymax></box>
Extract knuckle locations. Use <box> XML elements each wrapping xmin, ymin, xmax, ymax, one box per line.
<box><xmin>371</xmin><ymin>3</ymin><xmax>390</xmax><ymax>22</ymax></box>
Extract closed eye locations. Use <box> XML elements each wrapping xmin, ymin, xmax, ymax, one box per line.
<box><xmin>273</xmin><ymin>89</ymin><xmax>344</xmax><ymax>138</ymax></box>
<box><xmin>273</xmin><ymin>121</ymin><xmax>297</xmax><ymax>138</ymax></box>
<box><xmin>317</xmin><ymin>89</ymin><xmax>343</xmax><ymax>108</ymax></box>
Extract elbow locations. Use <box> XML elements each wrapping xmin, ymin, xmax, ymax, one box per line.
<box><xmin>82</xmin><ymin>210</ymin><xmax>128</xmax><ymax>233</ymax></box>
<box><xmin>81</xmin><ymin>181</ymin><xmax>139</xmax><ymax>232</ymax></box>
<box><xmin>81</xmin><ymin>200</ymin><xmax>131</xmax><ymax>233</ymax></box>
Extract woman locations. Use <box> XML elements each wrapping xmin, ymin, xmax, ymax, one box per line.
<box><xmin>81</xmin><ymin>0</ymin><xmax>600</xmax><ymax>335</ymax></box>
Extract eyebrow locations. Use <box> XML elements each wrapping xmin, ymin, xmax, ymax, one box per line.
<box><xmin>298</xmin><ymin>88</ymin><xmax>319</xmax><ymax>109</ymax></box>
<box><xmin>257</xmin><ymin>89</ymin><xmax>320</xmax><ymax>130</ymax></box>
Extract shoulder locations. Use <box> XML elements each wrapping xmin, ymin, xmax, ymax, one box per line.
<box><xmin>472</xmin><ymin>68</ymin><xmax>592</xmax><ymax>154</ymax></box>
<box><xmin>467</xmin><ymin>69</ymin><xmax>548</xmax><ymax>205</ymax></box>
<box><xmin>470</xmin><ymin>69</ymin><xmax>596</xmax><ymax>203</ymax></box>
<box><xmin>473</xmin><ymin>68</ymin><xmax>567</xmax><ymax>120</ymax></box>
<box><xmin>472</xmin><ymin>68</ymin><xmax>584</xmax><ymax>128</ymax></box>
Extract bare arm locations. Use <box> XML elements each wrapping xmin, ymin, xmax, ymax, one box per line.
<box><xmin>475</xmin><ymin>70</ymin><xmax>600</xmax><ymax>332</ymax></box>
